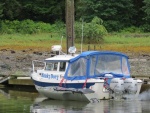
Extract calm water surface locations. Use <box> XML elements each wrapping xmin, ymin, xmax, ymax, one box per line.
<box><xmin>0</xmin><ymin>87</ymin><xmax>150</xmax><ymax>113</ymax></box>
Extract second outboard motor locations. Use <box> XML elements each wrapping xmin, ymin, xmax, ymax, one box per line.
<box><xmin>110</xmin><ymin>78</ymin><xmax>124</xmax><ymax>94</ymax></box>
<box><xmin>124</xmin><ymin>78</ymin><xmax>137</xmax><ymax>94</ymax></box>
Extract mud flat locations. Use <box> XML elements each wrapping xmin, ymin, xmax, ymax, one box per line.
<box><xmin>0</xmin><ymin>49</ymin><xmax>150</xmax><ymax>77</ymax></box>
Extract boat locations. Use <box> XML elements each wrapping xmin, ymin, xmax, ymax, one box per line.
<box><xmin>31</xmin><ymin>45</ymin><xmax>142</xmax><ymax>102</ymax></box>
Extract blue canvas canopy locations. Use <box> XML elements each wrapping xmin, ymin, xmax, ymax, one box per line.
<box><xmin>64</xmin><ymin>51</ymin><xmax>131</xmax><ymax>80</ymax></box>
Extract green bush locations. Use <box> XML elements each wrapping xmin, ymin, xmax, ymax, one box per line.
<box><xmin>75</xmin><ymin>17</ymin><xmax>107</xmax><ymax>44</ymax></box>
<box><xmin>53</xmin><ymin>21</ymin><xmax>66</xmax><ymax>37</ymax></box>
<box><xmin>0</xmin><ymin>18</ymin><xmax>108</xmax><ymax>43</ymax></box>
<box><xmin>0</xmin><ymin>19</ymin><xmax>55</xmax><ymax>34</ymax></box>
<box><xmin>104</xmin><ymin>20</ymin><xmax>124</xmax><ymax>32</ymax></box>
<box><xmin>120</xmin><ymin>26</ymin><xmax>143</xmax><ymax>33</ymax></box>
<box><xmin>140</xmin><ymin>24</ymin><xmax>150</xmax><ymax>32</ymax></box>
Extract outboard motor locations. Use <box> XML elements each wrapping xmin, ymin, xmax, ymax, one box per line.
<box><xmin>110</xmin><ymin>78</ymin><xmax>124</xmax><ymax>94</ymax></box>
<box><xmin>124</xmin><ymin>78</ymin><xmax>137</xmax><ymax>94</ymax></box>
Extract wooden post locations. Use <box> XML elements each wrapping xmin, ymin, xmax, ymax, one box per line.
<box><xmin>66</xmin><ymin>0</ymin><xmax>75</xmax><ymax>54</ymax></box>
<box><xmin>94</xmin><ymin>45</ymin><xmax>96</xmax><ymax>50</ymax></box>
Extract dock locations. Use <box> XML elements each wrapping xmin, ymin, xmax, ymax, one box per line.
<box><xmin>0</xmin><ymin>75</ymin><xmax>34</xmax><ymax>86</ymax></box>
<box><xmin>132</xmin><ymin>76</ymin><xmax>150</xmax><ymax>84</ymax></box>
<box><xmin>0</xmin><ymin>75</ymin><xmax>10</xmax><ymax>84</ymax></box>
<box><xmin>9</xmin><ymin>77</ymin><xmax>34</xmax><ymax>86</ymax></box>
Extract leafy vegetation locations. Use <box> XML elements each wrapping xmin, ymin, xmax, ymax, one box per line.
<box><xmin>75</xmin><ymin>17</ymin><xmax>107</xmax><ymax>43</ymax></box>
<box><xmin>0</xmin><ymin>20</ymin><xmax>56</xmax><ymax>34</ymax></box>
<box><xmin>0</xmin><ymin>17</ymin><xmax>108</xmax><ymax>43</ymax></box>
<box><xmin>0</xmin><ymin>0</ymin><xmax>150</xmax><ymax>32</ymax></box>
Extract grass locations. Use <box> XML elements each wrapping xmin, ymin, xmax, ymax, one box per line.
<box><xmin>0</xmin><ymin>33</ymin><xmax>150</xmax><ymax>54</ymax></box>
<box><xmin>101</xmin><ymin>33</ymin><xmax>150</xmax><ymax>53</ymax></box>
<box><xmin>0</xmin><ymin>33</ymin><xmax>61</xmax><ymax>51</ymax></box>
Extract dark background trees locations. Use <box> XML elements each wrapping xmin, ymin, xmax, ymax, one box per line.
<box><xmin>0</xmin><ymin>0</ymin><xmax>149</xmax><ymax>32</ymax></box>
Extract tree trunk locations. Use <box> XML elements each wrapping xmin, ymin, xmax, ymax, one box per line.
<box><xmin>66</xmin><ymin>0</ymin><xmax>75</xmax><ymax>54</ymax></box>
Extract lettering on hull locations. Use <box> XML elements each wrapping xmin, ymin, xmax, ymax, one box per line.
<box><xmin>41</xmin><ymin>73</ymin><xmax>59</xmax><ymax>80</ymax></box>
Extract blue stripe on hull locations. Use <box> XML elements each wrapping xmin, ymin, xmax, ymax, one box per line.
<box><xmin>32</xmin><ymin>79</ymin><xmax>95</xmax><ymax>88</ymax></box>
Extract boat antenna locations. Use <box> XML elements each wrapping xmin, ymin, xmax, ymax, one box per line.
<box><xmin>60</xmin><ymin>36</ymin><xmax>63</xmax><ymax>46</ymax></box>
<box><xmin>81</xmin><ymin>18</ymin><xmax>84</xmax><ymax>53</ymax></box>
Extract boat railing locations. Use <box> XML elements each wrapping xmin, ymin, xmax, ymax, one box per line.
<box><xmin>32</xmin><ymin>60</ymin><xmax>46</xmax><ymax>72</ymax></box>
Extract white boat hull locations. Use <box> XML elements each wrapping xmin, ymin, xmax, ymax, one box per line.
<box><xmin>32</xmin><ymin>73</ymin><xmax>109</xmax><ymax>102</ymax></box>
<box><xmin>35</xmin><ymin>85</ymin><xmax>98</xmax><ymax>102</ymax></box>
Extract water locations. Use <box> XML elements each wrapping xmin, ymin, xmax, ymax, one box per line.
<box><xmin>0</xmin><ymin>87</ymin><xmax>150</xmax><ymax>113</ymax></box>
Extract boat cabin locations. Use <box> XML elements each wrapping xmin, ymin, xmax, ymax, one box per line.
<box><xmin>43</xmin><ymin>54</ymin><xmax>77</xmax><ymax>73</ymax></box>
<box><xmin>32</xmin><ymin>51</ymin><xmax>130</xmax><ymax>81</ymax></box>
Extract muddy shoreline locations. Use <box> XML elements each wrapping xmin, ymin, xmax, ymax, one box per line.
<box><xmin>0</xmin><ymin>49</ymin><xmax>150</xmax><ymax>77</ymax></box>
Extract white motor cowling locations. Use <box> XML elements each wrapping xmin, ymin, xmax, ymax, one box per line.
<box><xmin>124</xmin><ymin>78</ymin><xmax>137</xmax><ymax>93</ymax></box>
<box><xmin>110</xmin><ymin>78</ymin><xmax>124</xmax><ymax>94</ymax></box>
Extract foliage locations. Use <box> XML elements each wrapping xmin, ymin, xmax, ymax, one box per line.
<box><xmin>18</xmin><ymin>0</ymin><xmax>65</xmax><ymax>23</ymax></box>
<box><xmin>0</xmin><ymin>3</ymin><xmax>4</xmax><ymax>18</ymax></box>
<box><xmin>75</xmin><ymin>17</ymin><xmax>107</xmax><ymax>44</ymax></box>
<box><xmin>140</xmin><ymin>24</ymin><xmax>150</xmax><ymax>32</ymax></box>
<box><xmin>53</xmin><ymin>21</ymin><xmax>66</xmax><ymax>37</ymax></box>
<box><xmin>141</xmin><ymin>0</ymin><xmax>150</xmax><ymax>32</ymax></box>
<box><xmin>1</xmin><ymin>0</ymin><xmax>21</xmax><ymax>20</ymax></box>
<box><xmin>0</xmin><ymin>0</ymin><xmax>149</xmax><ymax>32</ymax></box>
<box><xmin>0</xmin><ymin>20</ymin><xmax>55</xmax><ymax>34</ymax></box>
<box><xmin>120</xmin><ymin>26</ymin><xmax>143</xmax><ymax>33</ymax></box>
<box><xmin>0</xmin><ymin>18</ymin><xmax>107</xmax><ymax>44</ymax></box>
<box><xmin>76</xmin><ymin>0</ymin><xmax>136</xmax><ymax>32</ymax></box>
<box><xmin>142</xmin><ymin>0</ymin><xmax>150</xmax><ymax>20</ymax></box>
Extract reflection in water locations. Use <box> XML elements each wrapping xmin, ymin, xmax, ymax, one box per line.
<box><xmin>31</xmin><ymin>98</ymin><xmax>144</xmax><ymax>113</ymax></box>
<box><xmin>109</xmin><ymin>100</ymin><xmax>142</xmax><ymax>113</ymax></box>
<box><xmin>139</xmin><ymin>89</ymin><xmax>150</xmax><ymax>101</ymax></box>
<box><xmin>0</xmin><ymin>87</ymin><xmax>38</xmax><ymax>113</ymax></box>
<box><xmin>31</xmin><ymin>98</ymin><xmax>91</xmax><ymax>113</ymax></box>
<box><xmin>0</xmin><ymin>87</ymin><xmax>150</xmax><ymax>113</ymax></box>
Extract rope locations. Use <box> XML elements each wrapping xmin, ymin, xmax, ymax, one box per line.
<box><xmin>82</xmin><ymin>79</ymin><xmax>88</xmax><ymax>88</ymax></box>
<box><xmin>59</xmin><ymin>78</ymin><xmax>64</xmax><ymax>87</ymax></box>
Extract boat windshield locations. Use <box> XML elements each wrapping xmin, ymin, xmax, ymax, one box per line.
<box><xmin>45</xmin><ymin>62</ymin><xmax>58</xmax><ymax>71</ymax></box>
<box><xmin>45</xmin><ymin>62</ymin><xmax>66</xmax><ymax>72</ymax></box>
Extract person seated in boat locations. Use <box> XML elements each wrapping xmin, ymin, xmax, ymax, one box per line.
<box><xmin>59</xmin><ymin>62</ymin><xmax>66</xmax><ymax>71</ymax></box>
<box><xmin>53</xmin><ymin>63</ymin><xmax>58</xmax><ymax>71</ymax></box>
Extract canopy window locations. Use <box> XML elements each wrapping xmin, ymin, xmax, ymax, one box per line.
<box><xmin>121</xmin><ymin>57</ymin><xmax>130</xmax><ymax>75</ymax></box>
<box><xmin>89</xmin><ymin>55</ymin><xmax>97</xmax><ymax>76</ymax></box>
<box><xmin>89</xmin><ymin>55</ymin><xmax>130</xmax><ymax>76</ymax></box>
<box><xmin>68</xmin><ymin>58</ymin><xmax>86</xmax><ymax>77</ymax></box>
